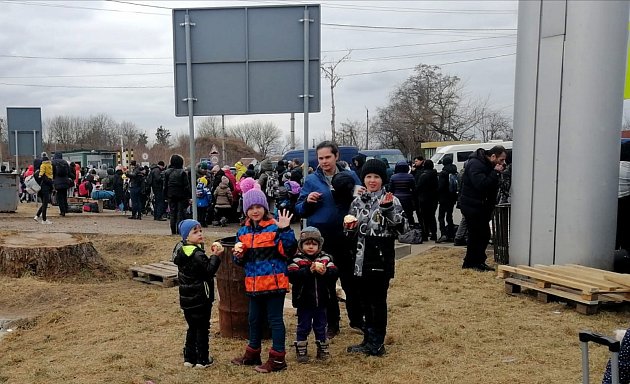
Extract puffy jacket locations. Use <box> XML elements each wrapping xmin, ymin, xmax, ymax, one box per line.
<box><xmin>164</xmin><ymin>168</ymin><xmax>190</xmax><ymax>199</ymax></box>
<box><xmin>52</xmin><ymin>157</ymin><xmax>70</xmax><ymax>190</ymax></box>
<box><xmin>234</xmin><ymin>161</ymin><xmax>247</xmax><ymax>181</ymax></box>
<box><xmin>173</xmin><ymin>244</ymin><xmax>221</xmax><ymax>310</ymax></box>
<box><xmin>416</xmin><ymin>168</ymin><xmax>438</xmax><ymax>205</ymax></box>
<box><xmin>213</xmin><ymin>182</ymin><xmax>233</xmax><ymax>208</ymax></box>
<box><xmin>389</xmin><ymin>161</ymin><xmax>415</xmax><ymax>204</ymax></box>
<box><xmin>458</xmin><ymin>149</ymin><xmax>500</xmax><ymax>218</ymax></box>
<box><xmin>287</xmin><ymin>251</ymin><xmax>338</xmax><ymax>308</ymax></box>
<box><xmin>126</xmin><ymin>166</ymin><xmax>145</xmax><ymax>189</ymax></box>
<box><xmin>295</xmin><ymin>165</ymin><xmax>361</xmax><ymax>239</ymax></box>
<box><xmin>148</xmin><ymin>165</ymin><xmax>164</xmax><ymax>190</ymax></box>
<box><xmin>234</xmin><ymin>218</ymin><xmax>297</xmax><ymax>296</ymax></box>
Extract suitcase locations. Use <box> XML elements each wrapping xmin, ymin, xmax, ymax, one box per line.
<box><xmin>579</xmin><ymin>330</ymin><xmax>621</xmax><ymax>384</ymax></box>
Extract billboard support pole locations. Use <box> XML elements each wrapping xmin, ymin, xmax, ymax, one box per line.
<box><xmin>290</xmin><ymin>113</ymin><xmax>295</xmax><ymax>150</ymax></box>
<box><xmin>14</xmin><ymin>131</ymin><xmax>18</xmax><ymax>170</ymax></box>
<box><xmin>300</xmin><ymin>7</ymin><xmax>312</xmax><ymax>180</ymax></box>
<box><xmin>182</xmin><ymin>11</ymin><xmax>198</xmax><ymax>220</ymax></box>
<box><xmin>222</xmin><ymin>115</ymin><xmax>226</xmax><ymax>165</ymax></box>
<box><xmin>32</xmin><ymin>130</ymin><xmax>37</xmax><ymax>159</ymax></box>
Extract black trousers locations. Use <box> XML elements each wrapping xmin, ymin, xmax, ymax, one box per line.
<box><xmin>36</xmin><ymin>189</ymin><xmax>51</xmax><ymax>221</ymax></box>
<box><xmin>358</xmin><ymin>275</ymin><xmax>390</xmax><ymax>346</ymax></box>
<box><xmin>438</xmin><ymin>200</ymin><xmax>455</xmax><ymax>238</ymax></box>
<box><xmin>153</xmin><ymin>188</ymin><xmax>165</xmax><ymax>219</ymax></box>
<box><xmin>462</xmin><ymin>211</ymin><xmax>492</xmax><ymax>266</ymax></box>
<box><xmin>420</xmin><ymin>201</ymin><xmax>438</xmax><ymax>238</ymax></box>
<box><xmin>56</xmin><ymin>188</ymin><xmax>68</xmax><ymax>215</ymax></box>
<box><xmin>323</xmin><ymin>238</ymin><xmax>363</xmax><ymax>331</ymax></box>
<box><xmin>399</xmin><ymin>198</ymin><xmax>416</xmax><ymax>226</ymax></box>
<box><xmin>183</xmin><ymin>305</ymin><xmax>212</xmax><ymax>364</ymax></box>
<box><xmin>169</xmin><ymin>198</ymin><xmax>189</xmax><ymax>235</ymax></box>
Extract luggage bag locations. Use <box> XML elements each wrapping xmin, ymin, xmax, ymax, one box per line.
<box><xmin>579</xmin><ymin>331</ymin><xmax>620</xmax><ymax>384</ymax></box>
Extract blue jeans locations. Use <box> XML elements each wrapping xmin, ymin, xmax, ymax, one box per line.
<box><xmin>248</xmin><ymin>293</ymin><xmax>286</xmax><ymax>353</ymax></box>
<box><xmin>296</xmin><ymin>306</ymin><xmax>327</xmax><ymax>342</ymax></box>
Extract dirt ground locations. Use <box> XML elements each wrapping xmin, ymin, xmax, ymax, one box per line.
<box><xmin>0</xmin><ymin>203</ymin><xmax>629</xmax><ymax>383</ymax></box>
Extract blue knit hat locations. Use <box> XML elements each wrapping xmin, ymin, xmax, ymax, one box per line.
<box><xmin>242</xmin><ymin>184</ymin><xmax>268</xmax><ymax>213</ymax></box>
<box><xmin>178</xmin><ymin>219</ymin><xmax>200</xmax><ymax>242</ymax></box>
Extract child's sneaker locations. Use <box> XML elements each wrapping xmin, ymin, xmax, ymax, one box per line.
<box><xmin>183</xmin><ymin>362</ymin><xmax>195</xmax><ymax>368</ymax></box>
<box><xmin>41</xmin><ymin>220</ymin><xmax>53</xmax><ymax>225</ymax></box>
<box><xmin>33</xmin><ymin>215</ymin><xmax>40</xmax><ymax>222</ymax></box>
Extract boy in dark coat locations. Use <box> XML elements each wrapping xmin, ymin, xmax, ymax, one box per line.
<box><xmin>436</xmin><ymin>156</ymin><xmax>458</xmax><ymax>242</ymax></box>
<box><xmin>287</xmin><ymin>227</ymin><xmax>338</xmax><ymax>362</ymax></box>
<box><xmin>172</xmin><ymin>219</ymin><xmax>222</xmax><ymax>368</ymax></box>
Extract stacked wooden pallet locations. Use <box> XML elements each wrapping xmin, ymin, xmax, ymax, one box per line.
<box><xmin>497</xmin><ymin>264</ymin><xmax>630</xmax><ymax>314</ymax></box>
<box><xmin>129</xmin><ymin>261</ymin><xmax>178</xmax><ymax>288</ymax></box>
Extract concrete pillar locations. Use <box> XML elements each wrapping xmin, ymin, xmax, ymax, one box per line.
<box><xmin>510</xmin><ymin>0</ymin><xmax>628</xmax><ymax>269</ymax></box>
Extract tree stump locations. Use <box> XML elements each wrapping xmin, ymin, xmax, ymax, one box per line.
<box><xmin>0</xmin><ymin>233</ymin><xmax>110</xmax><ymax>279</ymax></box>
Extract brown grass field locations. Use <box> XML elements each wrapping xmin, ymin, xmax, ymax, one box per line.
<box><xmin>0</xmin><ymin>232</ymin><xmax>628</xmax><ymax>384</ymax></box>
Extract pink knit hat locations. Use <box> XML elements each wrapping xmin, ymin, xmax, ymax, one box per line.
<box><xmin>239</xmin><ymin>177</ymin><xmax>256</xmax><ymax>194</ymax></box>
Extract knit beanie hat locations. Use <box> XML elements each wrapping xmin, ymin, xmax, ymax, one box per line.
<box><xmin>178</xmin><ymin>219</ymin><xmax>200</xmax><ymax>242</ymax></box>
<box><xmin>299</xmin><ymin>226</ymin><xmax>324</xmax><ymax>251</ymax></box>
<box><xmin>361</xmin><ymin>158</ymin><xmax>388</xmax><ymax>183</ymax></box>
<box><xmin>242</xmin><ymin>184</ymin><xmax>269</xmax><ymax>213</ymax></box>
<box><xmin>239</xmin><ymin>177</ymin><xmax>256</xmax><ymax>194</ymax></box>
<box><xmin>221</xmin><ymin>176</ymin><xmax>229</xmax><ymax>184</ymax></box>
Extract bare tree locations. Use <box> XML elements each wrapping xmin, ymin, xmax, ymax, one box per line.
<box><xmin>337</xmin><ymin>119</ymin><xmax>365</xmax><ymax>148</ymax></box>
<box><xmin>229</xmin><ymin>123</ymin><xmax>256</xmax><ymax>149</ymax></box>
<box><xmin>277</xmin><ymin>134</ymin><xmax>303</xmax><ymax>154</ymax></box>
<box><xmin>321</xmin><ymin>50</ymin><xmax>351</xmax><ymax>142</ymax></box>
<box><xmin>476</xmin><ymin>110</ymin><xmax>513</xmax><ymax>142</ymax></box>
<box><xmin>198</xmin><ymin>116</ymin><xmax>222</xmax><ymax>138</ymax></box>
<box><xmin>372</xmin><ymin>64</ymin><xmax>494</xmax><ymax>157</ymax></box>
<box><xmin>229</xmin><ymin>121</ymin><xmax>282</xmax><ymax>157</ymax></box>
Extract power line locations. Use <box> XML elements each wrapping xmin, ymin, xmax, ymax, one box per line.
<box><xmin>322</xmin><ymin>22</ymin><xmax>516</xmax><ymax>32</ymax></box>
<box><xmin>322</xmin><ymin>35</ymin><xmax>516</xmax><ymax>53</ymax></box>
<box><xmin>105</xmin><ymin>0</ymin><xmax>172</xmax><ymax>10</ymax></box>
<box><xmin>0</xmin><ymin>0</ymin><xmax>168</xmax><ymax>15</ymax></box>
<box><xmin>0</xmin><ymin>54</ymin><xmax>170</xmax><ymax>66</ymax></box>
<box><xmin>342</xmin><ymin>53</ymin><xmax>515</xmax><ymax>77</ymax></box>
<box><xmin>0</xmin><ymin>82</ymin><xmax>172</xmax><ymax>89</ymax></box>
<box><xmin>0</xmin><ymin>71</ymin><xmax>171</xmax><ymax>79</ymax></box>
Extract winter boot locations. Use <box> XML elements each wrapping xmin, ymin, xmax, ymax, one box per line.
<box><xmin>294</xmin><ymin>340</ymin><xmax>309</xmax><ymax>363</ymax></box>
<box><xmin>254</xmin><ymin>349</ymin><xmax>287</xmax><ymax>373</ymax></box>
<box><xmin>231</xmin><ymin>345</ymin><xmax>262</xmax><ymax>366</ymax></box>
<box><xmin>346</xmin><ymin>332</ymin><xmax>369</xmax><ymax>354</ymax></box>
<box><xmin>364</xmin><ymin>328</ymin><xmax>386</xmax><ymax>357</ymax></box>
<box><xmin>316</xmin><ymin>339</ymin><xmax>330</xmax><ymax>360</ymax></box>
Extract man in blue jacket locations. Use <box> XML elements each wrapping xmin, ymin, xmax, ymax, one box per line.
<box><xmin>296</xmin><ymin>141</ymin><xmax>364</xmax><ymax>338</ymax></box>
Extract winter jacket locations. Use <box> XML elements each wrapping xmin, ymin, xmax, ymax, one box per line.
<box><xmin>213</xmin><ymin>182</ymin><xmax>233</xmax><ymax>208</ymax></box>
<box><xmin>290</xmin><ymin>166</ymin><xmax>303</xmax><ymax>183</ymax></box>
<box><xmin>287</xmin><ymin>251</ymin><xmax>338</xmax><ymax>308</ymax></box>
<box><xmin>173</xmin><ymin>243</ymin><xmax>221</xmax><ymax>310</ymax></box>
<box><xmin>458</xmin><ymin>149</ymin><xmax>500</xmax><ymax>218</ymax></box>
<box><xmin>389</xmin><ymin>161</ymin><xmax>415</xmax><ymax>205</ymax></box>
<box><xmin>113</xmin><ymin>170</ymin><xmax>124</xmax><ymax>196</ymax></box>
<box><xmin>39</xmin><ymin>160</ymin><xmax>53</xmax><ymax>182</ymax></box>
<box><xmin>234</xmin><ymin>218</ymin><xmax>297</xmax><ymax>296</ymax></box>
<box><xmin>52</xmin><ymin>156</ymin><xmax>70</xmax><ymax>190</ymax></box>
<box><xmin>148</xmin><ymin>165</ymin><xmax>164</xmax><ymax>190</ymax></box>
<box><xmin>234</xmin><ymin>161</ymin><xmax>247</xmax><ymax>181</ymax></box>
<box><xmin>416</xmin><ymin>168</ymin><xmax>439</xmax><ymax>205</ymax></box>
<box><xmin>437</xmin><ymin>163</ymin><xmax>458</xmax><ymax>204</ymax></box>
<box><xmin>223</xmin><ymin>169</ymin><xmax>240</xmax><ymax>202</ymax></box>
<box><xmin>295</xmin><ymin>165</ymin><xmax>361</xmax><ymax>240</ymax></box>
<box><xmin>347</xmin><ymin>188</ymin><xmax>405</xmax><ymax>278</ymax></box>
<box><xmin>163</xmin><ymin>168</ymin><xmax>190</xmax><ymax>199</ymax></box>
<box><xmin>126</xmin><ymin>166</ymin><xmax>145</xmax><ymax>189</ymax></box>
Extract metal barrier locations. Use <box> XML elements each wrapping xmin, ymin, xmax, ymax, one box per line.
<box><xmin>492</xmin><ymin>203</ymin><xmax>511</xmax><ymax>264</ymax></box>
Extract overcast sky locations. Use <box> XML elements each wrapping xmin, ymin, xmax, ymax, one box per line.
<box><xmin>0</xmin><ymin>0</ymin><xmax>521</xmax><ymax>147</ymax></box>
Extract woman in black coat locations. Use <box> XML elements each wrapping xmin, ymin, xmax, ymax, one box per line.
<box><xmin>416</xmin><ymin>160</ymin><xmax>439</xmax><ymax>241</ymax></box>
<box><xmin>389</xmin><ymin>161</ymin><xmax>416</xmax><ymax>226</ymax></box>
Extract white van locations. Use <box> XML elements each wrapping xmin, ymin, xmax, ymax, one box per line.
<box><xmin>430</xmin><ymin>141</ymin><xmax>512</xmax><ymax>172</ymax></box>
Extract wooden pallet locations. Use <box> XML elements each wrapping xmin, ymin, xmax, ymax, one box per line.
<box><xmin>497</xmin><ymin>264</ymin><xmax>630</xmax><ymax>314</ymax></box>
<box><xmin>129</xmin><ymin>261</ymin><xmax>178</xmax><ymax>287</ymax></box>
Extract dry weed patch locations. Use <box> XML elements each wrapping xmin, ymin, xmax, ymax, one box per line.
<box><xmin>0</xmin><ymin>235</ymin><xmax>628</xmax><ymax>383</ymax></box>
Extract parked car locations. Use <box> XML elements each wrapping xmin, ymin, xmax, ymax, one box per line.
<box><xmin>359</xmin><ymin>149</ymin><xmax>406</xmax><ymax>169</ymax></box>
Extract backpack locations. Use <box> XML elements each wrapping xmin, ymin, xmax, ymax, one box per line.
<box><xmin>448</xmin><ymin>173</ymin><xmax>458</xmax><ymax>194</ymax></box>
<box><xmin>264</xmin><ymin>171</ymin><xmax>280</xmax><ymax>199</ymax></box>
<box><xmin>78</xmin><ymin>181</ymin><xmax>90</xmax><ymax>197</ymax></box>
<box><xmin>398</xmin><ymin>228</ymin><xmax>423</xmax><ymax>244</ymax></box>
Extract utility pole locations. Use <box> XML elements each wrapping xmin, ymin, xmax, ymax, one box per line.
<box><xmin>290</xmin><ymin>113</ymin><xmax>295</xmax><ymax>149</ymax></box>
<box><xmin>365</xmin><ymin>107</ymin><xmax>369</xmax><ymax>150</ymax></box>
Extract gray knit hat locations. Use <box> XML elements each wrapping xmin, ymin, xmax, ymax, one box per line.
<box><xmin>298</xmin><ymin>226</ymin><xmax>324</xmax><ymax>252</ymax></box>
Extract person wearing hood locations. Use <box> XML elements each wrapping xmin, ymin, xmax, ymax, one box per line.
<box><xmin>51</xmin><ymin>152</ymin><xmax>71</xmax><ymax>217</ymax></box>
<box><xmin>290</xmin><ymin>158</ymin><xmax>303</xmax><ymax>184</ymax></box>
<box><xmin>113</xmin><ymin>166</ymin><xmax>125</xmax><ymax>211</ymax></box>
<box><xmin>416</xmin><ymin>159</ymin><xmax>439</xmax><ymax>241</ymax></box>
<box><xmin>234</xmin><ymin>161</ymin><xmax>247</xmax><ymax>181</ymax></box>
<box><xmin>213</xmin><ymin>176</ymin><xmax>233</xmax><ymax>226</ymax></box>
<box><xmin>436</xmin><ymin>156</ymin><xmax>458</xmax><ymax>243</ymax></box>
<box><xmin>163</xmin><ymin>154</ymin><xmax>191</xmax><ymax>235</ymax></box>
<box><xmin>459</xmin><ymin>146</ymin><xmax>506</xmax><ymax>271</ymax></box>
<box><xmin>126</xmin><ymin>160</ymin><xmax>146</xmax><ymax>220</ymax></box>
<box><xmin>34</xmin><ymin>152</ymin><xmax>53</xmax><ymax>224</ymax></box>
<box><xmin>295</xmin><ymin>141</ymin><xmax>364</xmax><ymax>339</ymax></box>
<box><xmin>257</xmin><ymin>158</ymin><xmax>277</xmax><ymax>210</ymax></box>
<box><xmin>389</xmin><ymin>161</ymin><xmax>416</xmax><ymax>227</ymax></box>
<box><xmin>351</xmin><ymin>153</ymin><xmax>367</xmax><ymax>176</ymax></box>
<box><xmin>149</xmin><ymin>161</ymin><xmax>167</xmax><ymax>221</ymax></box>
